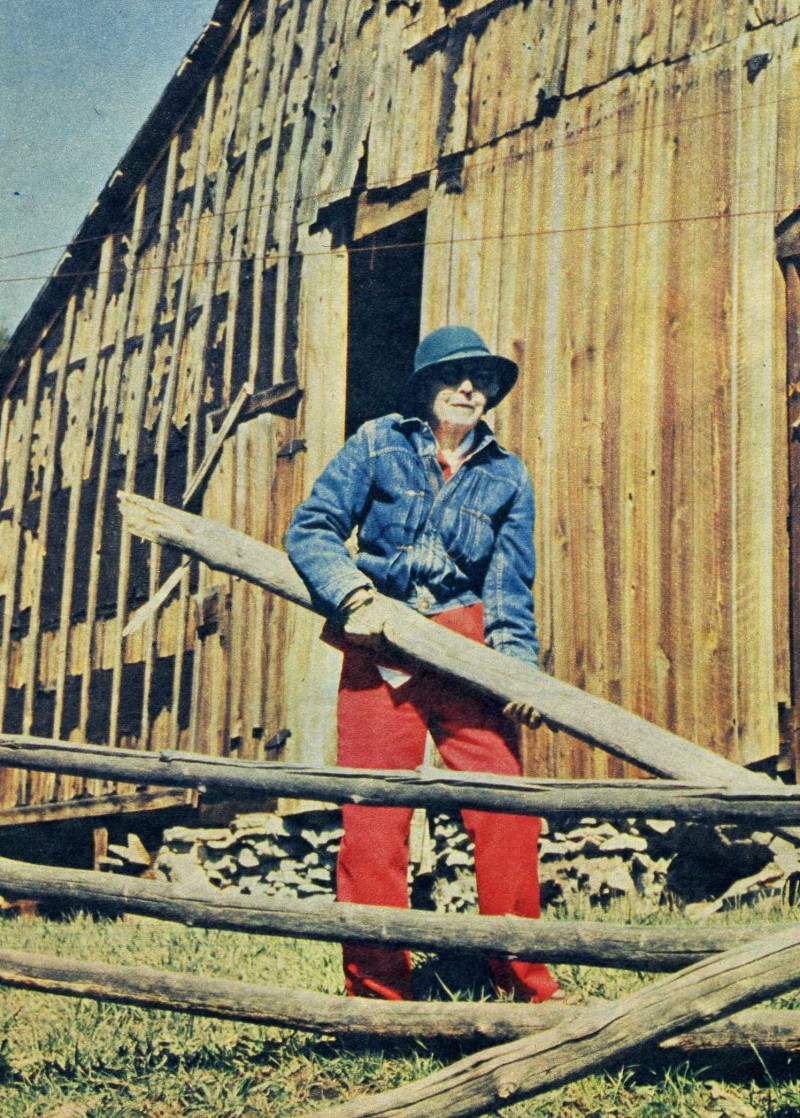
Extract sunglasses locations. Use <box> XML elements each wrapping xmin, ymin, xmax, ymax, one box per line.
<box><xmin>434</xmin><ymin>362</ymin><xmax>498</xmax><ymax>397</ymax></box>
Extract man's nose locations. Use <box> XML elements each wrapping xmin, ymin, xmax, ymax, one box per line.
<box><xmin>456</xmin><ymin>378</ymin><xmax>475</xmax><ymax>394</ymax></box>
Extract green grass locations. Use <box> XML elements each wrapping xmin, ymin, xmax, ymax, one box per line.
<box><xmin>0</xmin><ymin>896</ymin><xmax>800</xmax><ymax>1116</ymax></box>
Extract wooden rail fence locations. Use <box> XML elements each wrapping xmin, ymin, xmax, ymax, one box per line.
<box><xmin>1</xmin><ymin>496</ymin><xmax>799</xmax><ymax>1114</ymax></box>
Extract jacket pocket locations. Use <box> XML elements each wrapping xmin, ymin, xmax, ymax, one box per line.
<box><xmin>447</xmin><ymin>505</ymin><xmax>495</xmax><ymax>567</ymax></box>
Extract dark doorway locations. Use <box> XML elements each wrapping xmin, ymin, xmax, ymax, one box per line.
<box><xmin>346</xmin><ymin>210</ymin><xmax>426</xmax><ymax>437</ymax></box>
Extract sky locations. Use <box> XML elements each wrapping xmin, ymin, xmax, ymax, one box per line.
<box><xmin>0</xmin><ymin>0</ymin><xmax>220</xmax><ymax>333</ymax></box>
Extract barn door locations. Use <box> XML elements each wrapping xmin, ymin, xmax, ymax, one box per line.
<box><xmin>346</xmin><ymin>208</ymin><xmax>426</xmax><ymax>434</ymax></box>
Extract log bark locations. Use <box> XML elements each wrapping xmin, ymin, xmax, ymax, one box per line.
<box><xmin>118</xmin><ymin>492</ymin><xmax>773</xmax><ymax>791</ymax></box>
<box><xmin>2</xmin><ymin>944</ymin><xmax>799</xmax><ymax>1059</ymax></box>
<box><xmin>311</xmin><ymin>923</ymin><xmax>800</xmax><ymax>1117</ymax></box>
<box><xmin>0</xmin><ymin>854</ymin><xmax>761</xmax><ymax>973</ymax></box>
<box><xmin>3</xmin><ymin>734</ymin><xmax>800</xmax><ymax>822</ymax></box>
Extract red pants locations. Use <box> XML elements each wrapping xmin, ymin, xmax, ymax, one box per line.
<box><xmin>335</xmin><ymin>603</ymin><xmax>558</xmax><ymax>1002</ymax></box>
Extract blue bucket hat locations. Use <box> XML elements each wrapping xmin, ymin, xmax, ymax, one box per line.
<box><xmin>409</xmin><ymin>325</ymin><xmax>519</xmax><ymax>410</ymax></box>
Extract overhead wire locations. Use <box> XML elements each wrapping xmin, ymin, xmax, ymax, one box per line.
<box><xmin>0</xmin><ymin>197</ymin><xmax>791</xmax><ymax>287</ymax></box>
<box><xmin>0</xmin><ymin>76</ymin><xmax>795</xmax><ymax>273</ymax></box>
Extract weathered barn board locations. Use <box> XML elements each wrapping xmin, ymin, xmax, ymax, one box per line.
<box><xmin>1</xmin><ymin>0</ymin><xmax>800</xmax><ymax>824</ymax></box>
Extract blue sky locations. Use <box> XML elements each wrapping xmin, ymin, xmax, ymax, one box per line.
<box><xmin>0</xmin><ymin>0</ymin><xmax>219</xmax><ymax>332</ymax></box>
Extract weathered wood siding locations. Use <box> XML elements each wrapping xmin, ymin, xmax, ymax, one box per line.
<box><xmin>1</xmin><ymin>0</ymin><xmax>799</xmax><ymax>816</ymax></box>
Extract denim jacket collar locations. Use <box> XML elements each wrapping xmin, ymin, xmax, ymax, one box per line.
<box><xmin>395</xmin><ymin>414</ymin><xmax>509</xmax><ymax>462</ymax></box>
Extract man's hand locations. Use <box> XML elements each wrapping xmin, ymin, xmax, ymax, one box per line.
<box><xmin>338</xmin><ymin>588</ymin><xmax>395</xmax><ymax>651</ymax></box>
<box><xmin>503</xmin><ymin>700</ymin><xmax>543</xmax><ymax>730</ymax></box>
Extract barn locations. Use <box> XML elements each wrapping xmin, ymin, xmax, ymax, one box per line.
<box><xmin>0</xmin><ymin>0</ymin><xmax>799</xmax><ymax>843</ymax></box>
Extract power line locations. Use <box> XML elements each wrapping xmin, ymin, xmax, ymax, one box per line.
<box><xmin>0</xmin><ymin>79</ymin><xmax>794</xmax><ymax>270</ymax></box>
<box><xmin>0</xmin><ymin>200</ymin><xmax>788</xmax><ymax>287</ymax></box>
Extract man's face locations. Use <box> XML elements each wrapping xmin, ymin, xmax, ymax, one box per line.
<box><xmin>427</xmin><ymin>362</ymin><xmax>496</xmax><ymax>432</ymax></box>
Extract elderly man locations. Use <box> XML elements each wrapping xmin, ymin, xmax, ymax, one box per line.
<box><xmin>285</xmin><ymin>325</ymin><xmax>559</xmax><ymax>1003</ymax></box>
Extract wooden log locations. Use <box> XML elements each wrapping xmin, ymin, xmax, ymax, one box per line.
<box><xmin>0</xmin><ymin>943</ymin><xmax>798</xmax><ymax>1060</ymax></box>
<box><xmin>116</xmin><ymin>493</ymin><xmax>778</xmax><ymax>791</ymax></box>
<box><xmin>0</xmin><ymin>853</ymin><xmax>762</xmax><ymax>973</ymax></box>
<box><xmin>0</xmin><ymin>945</ymin><xmax>549</xmax><ymax>1043</ymax></box>
<box><xmin>312</xmin><ymin>922</ymin><xmax>800</xmax><ymax>1117</ymax></box>
<box><xmin>5</xmin><ymin>734</ymin><xmax>800</xmax><ymax>822</ymax></box>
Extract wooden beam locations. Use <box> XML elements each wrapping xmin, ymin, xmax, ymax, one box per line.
<box><xmin>354</xmin><ymin>183</ymin><xmax>430</xmax><ymax>243</ymax></box>
<box><xmin>81</xmin><ymin>191</ymin><xmax>148</xmax><ymax>758</ymax></box>
<box><xmin>5</xmin><ymin>735</ymin><xmax>800</xmax><ymax>823</ymax></box>
<box><xmin>109</xmin><ymin>137</ymin><xmax>181</xmax><ymax>750</ymax></box>
<box><xmin>185</xmin><ymin>13</ymin><xmax>252</xmax><ymax>476</ymax></box>
<box><xmin>0</xmin><ymin>853</ymin><xmax>775</xmax><ymax>973</ymax></box>
<box><xmin>118</xmin><ymin>493</ymin><xmax>783</xmax><ymax>792</ymax></box>
<box><xmin>0</xmin><ymin>789</ymin><xmax>194</xmax><ymax>828</ymax></box>
<box><xmin>0</xmin><ymin>350</ymin><xmax>45</xmax><ymax>734</ymax></box>
<box><xmin>206</xmin><ymin>380</ymin><xmax>303</xmax><ymax>433</ymax></box>
<box><xmin>182</xmin><ymin>382</ymin><xmax>253</xmax><ymax>508</ymax></box>
<box><xmin>22</xmin><ymin>297</ymin><xmax>78</xmax><ymax>738</ymax></box>
<box><xmin>123</xmin><ymin>562</ymin><xmax>188</xmax><ymax>638</ymax></box>
<box><xmin>314</xmin><ymin>923</ymin><xmax>800</xmax><ymax>1117</ymax></box>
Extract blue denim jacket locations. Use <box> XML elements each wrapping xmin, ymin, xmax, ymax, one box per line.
<box><xmin>285</xmin><ymin>414</ymin><xmax>540</xmax><ymax>665</ymax></box>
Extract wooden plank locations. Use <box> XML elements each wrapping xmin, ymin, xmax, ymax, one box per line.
<box><xmin>220</xmin><ymin>0</ymin><xmax>277</xmax><ymax>403</ymax></box>
<box><xmin>730</xmin><ymin>29</ymin><xmax>781</xmax><ymax>765</ymax></box>
<box><xmin>354</xmin><ymin>186</ymin><xmax>430</xmax><ymax>243</ymax></box>
<box><xmin>108</xmin><ymin>138</ymin><xmax>180</xmax><ymax>749</ymax></box>
<box><xmin>77</xmin><ymin>192</ymin><xmax>148</xmax><ymax>757</ymax></box>
<box><xmin>168</xmin><ymin>79</ymin><xmax>220</xmax><ymax>755</ymax></box>
<box><xmin>184</xmin><ymin>8</ymin><xmax>253</xmax><ymax>471</ymax></box>
<box><xmin>21</xmin><ymin>298</ymin><xmax>78</xmax><ymax>739</ymax></box>
<box><xmin>122</xmin><ymin>562</ymin><xmax>188</xmax><ymax>638</ymax></box>
<box><xmin>182</xmin><ymin>382</ymin><xmax>252</xmax><ymax>508</ymax></box>
<box><xmin>783</xmin><ymin>260</ymin><xmax>800</xmax><ymax>771</ymax></box>
<box><xmin>229</xmin><ymin>423</ymin><xmax>249</xmax><ymax>743</ymax></box>
<box><xmin>207</xmin><ymin>380</ymin><xmax>302</xmax><ymax>432</ymax></box>
<box><xmin>140</xmin><ymin>80</ymin><xmax>217</xmax><ymax>750</ymax></box>
<box><xmin>247</xmin><ymin>2</ymin><xmax>300</xmax><ymax>386</ymax></box>
<box><xmin>0</xmin><ymin>789</ymin><xmax>193</xmax><ymax>828</ymax></box>
<box><xmin>119</xmin><ymin>492</ymin><xmax>794</xmax><ymax>791</ymax></box>
<box><xmin>185</xmin><ymin>11</ymin><xmax>253</xmax><ymax>473</ymax></box>
<box><xmin>773</xmin><ymin>257</ymin><xmax>791</xmax><ymax>771</ymax></box>
<box><xmin>0</xmin><ymin>350</ymin><xmax>45</xmax><ymax>737</ymax></box>
<box><xmin>284</xmin><ymin>233</ymin><xmax>349</xmax><ymax>765</ymax></box>
<box><xmin>270</xmin><ymin>0</ymin><xmax>325</xmax><ymax>386</ymax></box>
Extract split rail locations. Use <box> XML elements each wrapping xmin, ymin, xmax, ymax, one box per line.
<box><xmin>0</xmin><ymin>494</ymin><xmax>799</xmax><ymax>1115</ymax></box>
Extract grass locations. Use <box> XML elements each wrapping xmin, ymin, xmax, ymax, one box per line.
<box><xmin>1</xmin><ymin>895</ymin><xmax>800</xmax><ymax>1116</ymax></box>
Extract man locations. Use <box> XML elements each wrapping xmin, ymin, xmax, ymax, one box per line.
<box><xmin>285</xmin><ymin>325</ymin><xmax>560</xmax><ymax>1003</ymax></box>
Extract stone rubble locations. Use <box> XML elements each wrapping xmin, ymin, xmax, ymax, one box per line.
<box><xmin>151</xmin><ymin>810</ymin><xmax>800</xmax><ymax>915</ymax></box>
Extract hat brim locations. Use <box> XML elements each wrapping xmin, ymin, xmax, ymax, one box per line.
<box><xmin>408</xmin><ymin>351</ymin><xmax>519</xmax><ymax>410</ymax></box>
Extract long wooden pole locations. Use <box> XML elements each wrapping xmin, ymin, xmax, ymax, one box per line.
<box><xmin>0</xmin><ymin>854</ymin><xmax>758</xmax><ymax>973</ymax></box>
<box><xmin>2</xmin><ymin>735</ymin><xmax>800</xmax><ymax>822</ymax></box>
<box><xmin>312</xmin><ymin>923</ymin><xmax>800</xmax><ymax>1117</ymax></box>
<box><xmin>117</xmin><ymin>493</ymin><xmax>775</xmax><ymax>791</ymax></box>
<box><xmin>3</xmin><ymin>945</ymin><xmax>800</xmax><ymax>1058</ymax></box>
